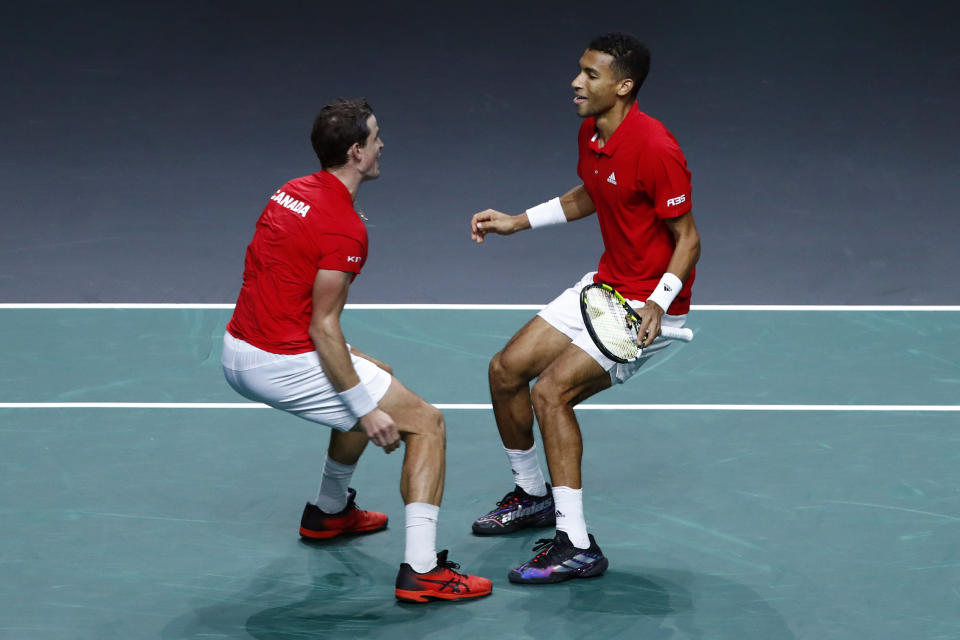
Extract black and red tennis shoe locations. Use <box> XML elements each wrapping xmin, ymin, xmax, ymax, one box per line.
<box><xmin>299</xmin><ymin>488</ymin><xmax>388</xmax><ymax>540</ymax></box>
<box><xmin>395</xmin><ymin>550</ymin><xmax>493</xmax><ymax>603</ymax></box>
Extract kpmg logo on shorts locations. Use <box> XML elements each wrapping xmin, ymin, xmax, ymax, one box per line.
<box><xmin>270</xmin><ymin>190</ymin><xmax>311</xmax><ymax>217</ymax></box>
<box><xmin>666</xmin><ymin>194</ymin><xmax>687</xmax><ymax>207</ymax></box>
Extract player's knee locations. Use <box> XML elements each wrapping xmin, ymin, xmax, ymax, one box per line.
<box><xmin>530</xmin><ymin>377</ymin><xmax>564</xmax><ymax>415</ymax></box>
<box><xmin>431</xmin><ymin>405</ymin><xmax>446</xmax><ymax>437</ymax></box>
<box><xmin>419</xmin><ymin>403</ymin><xmax>446</xmax><ymax>445</ymax></box>
<box><xmin>489</xmin><ymin>350</ymin><xmax>528</xmax><ymax>391</ymax></box>
<box><xmin>488</xmin><ymin>351</ymin><xmax>506</xmax><ymax>383</ymax></box>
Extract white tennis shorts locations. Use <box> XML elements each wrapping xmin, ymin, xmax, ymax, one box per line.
<box><xmin>537</xmin><ymin>272</ymin><xmax>688</xmax><ymax>385</ymax></box>
<box><xmin>221</xmin><ymin>332</ymin><xmax>393</xmax><ymax>431</ymax></box>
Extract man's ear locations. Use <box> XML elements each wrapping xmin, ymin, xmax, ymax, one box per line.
<box><xmin>616</xmin><ymin>77</ymin><xmax>635</xmax><ymax>97</ymax></box>
<box><xmin>347</xmin><ymin>142</ymin><xmax>362</xmax><ymax>163</ymax></box>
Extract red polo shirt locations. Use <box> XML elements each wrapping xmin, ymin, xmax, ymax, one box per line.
<box><xmin>577</xmin><ymin>104</ymin><xmax>694</xmax><ymax>314</ymax></box>
<box><xmin>227</xmin><ymin>171</ymin><xmax>368</xmax><ymax>354</ymax></box>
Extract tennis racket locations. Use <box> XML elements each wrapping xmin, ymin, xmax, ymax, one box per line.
<box><xmin>579</xmin><ymin>282</ymin><xmax>694</xmax><ymax>363</ymax></box>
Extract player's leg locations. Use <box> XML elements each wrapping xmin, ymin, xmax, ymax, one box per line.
<box><xmin>489</xmin><ymin>315</ymin><xmax>573</xmax><ymax>450</ymax></box>
<box><xmin>508</xmin><ymin>344</ymin><xmax>612</xmax><ymax>584</ymax></box>
<box><xmin>294</xmin><ymin>354</ymin><xmax>394</xmax><ymax>540</ymax></box>
<box><xmin>376</xmin><ymin>377</ymin><xmax>492</xmax><ymax>602</ymax></box>
<box><xmin>506</xmin><ymin>315</ymin><xmax>688</xmax><ymax>584</ymax></box>
<box><xmin>220</xmin><ymin>336</ymin><xmax>392</xmax><ymax>540</ymax></box>
<box><xmin>222</xmin><ymin>335</ymin><xmax>488</xmax><ymax>602</ymax></box>
<box><xmin>531</xmin><ymin>344</ymin><xmax>611</xmax><ymax>491</ymax></box>
<box><xmin>473</xmin><ymin>275</ymin><xmax>593</xmax><ymax>535</ymax></box>
<box><xmin>326</xmin><ymin>429</ymin><xmax>369</xmax><ymax>465</ymax></box>
<box><xmin>470</xmin><ymin>316</ymin><xmax>571</xmax><ymax>534</ymax></box>
<box><xmin>299</xmin><ymin>430</ymin><xmax>389</xmax><ymax>539</ymax></box>
<box><xmin>304</xmin><ymin>429</ymin><xmax>370</xmax><ymax>516</ymax></box>
<box><xmin>306</xmin><ymin>347</ymin><xmax>392</xmax><ymax>514</ymax></box>
<box><xmin>376</xmin><ymin>377</ymin><xmax>446</xmax><ymax>506</ymax></box>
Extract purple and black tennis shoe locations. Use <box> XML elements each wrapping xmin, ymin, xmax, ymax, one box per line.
<box><xmin>472</xmin><ymin>485</ymin><xmax>556</xmax><ymax>535</ymax></box>
<box><xmin>508</xmin><ymin>530</ymin><xmax>608</xmax><ymax>584</ymax></box>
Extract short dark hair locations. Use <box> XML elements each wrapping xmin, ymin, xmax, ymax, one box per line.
<box><xmin>310</xmin><ymin>99</ymin><xmax>375</xmax><ymax>169</ymax></box>
<box><xmin>587</xmin><ymin>33</ymin><xmax>651</xmax><ymax>98</ymax></box>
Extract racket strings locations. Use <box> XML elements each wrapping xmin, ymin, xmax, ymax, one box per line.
<box><xmin>583</xmin><ymin>288</ymin><xmax>639</xmax><ymax>360</ymax></box>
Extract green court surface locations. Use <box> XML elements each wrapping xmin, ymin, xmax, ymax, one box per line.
<box><xmin>1</xmin><ymin>307</ymin><xmax>959</xmax><ymax>639</ymax></box>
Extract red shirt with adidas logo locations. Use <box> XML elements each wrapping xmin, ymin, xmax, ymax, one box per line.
<box><xmin>227</xmin><ymin>171</ymin><xmax>368</xmax><ymax>354</ymax></box>
<box><xmin>577</xmin><ymin>103</ymin><xmax>694</xmax><ymax>315</ymax></box>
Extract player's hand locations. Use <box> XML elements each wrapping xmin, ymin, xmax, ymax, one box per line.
<box><xmin>359</xmin><ymin>409</ymin><xmax>401</xmax><ymax>453</ymax></box>
<box><xmin>471</xmin><ymin>209</ymin><xmax>520</xmax><ymax>243</ymax></box>
<box><xmin>636</xmin><ymin>301</ymin><xmax>665</xmax><ymax>350</ymax></box>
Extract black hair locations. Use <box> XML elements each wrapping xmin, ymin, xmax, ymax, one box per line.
<box><xmin>310</xmin><ymin>99</ymin><xmax>374</xmax><ymax>169</ymax></box>
<box><xmin>587</xmin><ymin>33</ymin><xmax>651</xmax><ymax>97</ymax></box>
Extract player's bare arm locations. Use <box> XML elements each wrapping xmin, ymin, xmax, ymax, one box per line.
<box><xmin>470</xmin><ymin>184</ymin><xmax>596</xmax><ymax>243</ymax></box>
<box><xmin>560</xmin><ymin>184</ymin><xmax>597</xmax><ymax>221</ymax></box>
<box><xmin>636</xmin><ymin>211</ymin><xmax>701</xmax><ymax>343</ymax></box>
<box><xmin>309</xmin><ymin>269</ymin><xmax>400</xmax><ymax>453</ymax></box>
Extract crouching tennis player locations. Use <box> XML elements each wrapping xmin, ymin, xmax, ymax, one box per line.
<box><xmin>222</xmin><ymin>99</ymin><xmax>491</xmax><ymax>603</ymax></box>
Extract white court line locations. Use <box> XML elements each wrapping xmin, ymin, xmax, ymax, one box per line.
<box><xmin>1</xmin><ymin>307</ymin><xmax>954</xmax><ymax>412</ymax></box>
<box><xmin>1</xmin><ymin>303</ymin><xmax>959</xmax><ymax>311</ymax></box>
<box><xmin>1</xmin><ymin>403</ymin><xmax>958</xmax><ymax>411</ymax></box>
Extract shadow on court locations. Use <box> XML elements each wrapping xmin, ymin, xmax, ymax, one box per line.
<box><xmin>510</xmin><ymin>570</ymin><xmax>792</xmax><ymax>640</ymax></box>
<box><xmin>161</xmin><ymin>542</ymin><xmax>476</xmax><ymax>639</ymax></box>
<box><xmin>162</xmin><ymin>538</ymin><xmax>794</xmax><ymax>640</ymax></box>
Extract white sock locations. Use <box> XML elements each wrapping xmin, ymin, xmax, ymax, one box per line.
<box><xmin>504</xmin><ymin>445</ymin><xmax>548</xmax><ymax>496</ymax></box>
<box><xmin>312</xmin><ymin>457</ymin><xmax>355</xmax><ymax>513</ymax></box>
<box><xmin>404</xmin><ymin>502</ymin><xmax>439</xmax><ymax>573</ymax></box>
<box><xmin>553</xmin><ymin>486</ymin><xmax>590</xmax><ymax>548</ymax></box>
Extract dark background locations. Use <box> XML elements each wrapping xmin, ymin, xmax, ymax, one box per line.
<box><xmin>2</xmin><ymin>0</ymin><xmax>957</xmax><ymax>304</ymax></box>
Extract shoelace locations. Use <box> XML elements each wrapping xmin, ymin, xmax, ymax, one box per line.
<box><xmin>435</xmin><ymin>550</ymin><xmax>461</xmax><ymax>572</ymax></box>
<box><xmin>529</xmin><ymin>537</ymin><xmax>558</xmax><ymax>564</ymax></box>
<box><xmin>495</xmin><ymin>492</ymin><xmax>521</xmax><ymax>508</ymax></box>
<box><xmin>347</xmin><ymin>495</ymin><xmax>374</xmax><ymax>515</ymax></box>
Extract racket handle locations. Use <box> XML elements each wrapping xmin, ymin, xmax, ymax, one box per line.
<box><xmin>660</xmin><ymin>326</ymin><xmax>694</xmax><ymax>342</ymax></box>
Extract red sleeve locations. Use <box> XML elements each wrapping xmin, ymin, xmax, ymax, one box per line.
<box><xmin>315</xmin><ymin>233</ymin><xmax>365</xmax><ymax>274</ymax></box>
<box><xmin>639</xmin><ymin>143</ymin><xmax>692</xmax><ymax>219</ymax></box>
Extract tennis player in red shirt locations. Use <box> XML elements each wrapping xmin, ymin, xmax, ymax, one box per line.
<box><xmin>469</xmin><ymin>34</ymin><xmax>702</xmax><ymax>584</ymax></box>
<box><xmin>223</xmin><ymin>99</ymin><xmax>490</xmax><ymax>603</ymax></box>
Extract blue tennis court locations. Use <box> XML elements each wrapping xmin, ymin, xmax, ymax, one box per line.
<box><xmin>1</xmin><ymin>306</ymin><xmax>958</xmax><ymax>639</ymax></box>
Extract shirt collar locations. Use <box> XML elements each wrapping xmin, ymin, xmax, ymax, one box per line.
<box><xmin>589</xmin><ymin>102</ymin><xmax>641</xmax><ymax>157</ymax></box>
<box><xmin>317</xmin><ymin>170</ymin><xmax>355</xmax><ymax>206</ymax></box>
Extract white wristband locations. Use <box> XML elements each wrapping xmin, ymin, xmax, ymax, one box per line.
<box><xmin>646</xmin><ymin>272</ymin><xmax>683</xmax><ymax>313</ymax></box>
<box><xmin>338</xmin><ymin>383</ymin><xmax>378</xmax><ymax>419</ymax></box>
<box><xmin>525</xmin><ymin>197</ymin><xmax>566</xmax><ymax>229</ymax></box>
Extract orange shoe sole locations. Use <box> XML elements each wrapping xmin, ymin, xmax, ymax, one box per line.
<box><xmin>395</xmin><ymin>587</ymin><xmax>492</xmax><ymax>603</ymax></box>
<box><xmin>299</xmin><ymin>521</ymin><xmax>387</xmax><ymax>539</ymax></box>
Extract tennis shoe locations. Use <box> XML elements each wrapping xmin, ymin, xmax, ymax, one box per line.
<box><xmin>472</xmin><ymin>484</ymin><xmax>555</xmax><ymax>535</ymax></box>
<box><xmin>395</xmin><ymin>550</ymin><xmax>493</xmax><ymax>603</ymax></box>
<box><xmin>508</xmin><ymin>530</ymin><xmax>608</xmax><ymax>584</ymax></box>
<box><xmin>299</xmin><ymin>488</ymin><xmax>387</xmax><ymax>539</ymax></box>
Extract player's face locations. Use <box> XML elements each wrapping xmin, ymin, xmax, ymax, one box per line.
<box><xmin>357</xmin><ymin>115</ymin><xmax>383</xmax><ymax>181</ymax></box>
<box><xmin>572</xmin><ymin>50</ymin><xmax>628</xmax><ymax>118</ymax></box>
